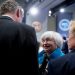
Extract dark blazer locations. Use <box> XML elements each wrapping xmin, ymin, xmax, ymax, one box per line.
<box><xmin>0</xmin><ymin>16</ymin><xmax>39</xmax><ymax>75</ymax></box>
<box><xmin>48</xmin><ymin>52</ymin><xmax>75</xmax><ymax>75</ymax></box>
<box><xmin>62</xmin><ymin>41</ymin><xmax>68</xmax><ymax>54</ymax></box>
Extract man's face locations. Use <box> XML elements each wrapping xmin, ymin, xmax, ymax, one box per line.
<box><xmin>32</xmin><ymin>21</ymin><xmax>42</xmax><ymax>32</ymax></box>
<box><xmin>68</xmin><ymin>34</ymin><xmax>75</xmax><ymax>50</ymax></box>
<box><xmin>41</xmin><ymin>37</ymin><xmax>57</xmax><ymax>54</ymax></box>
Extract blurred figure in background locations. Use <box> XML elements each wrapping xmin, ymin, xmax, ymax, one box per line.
<box><xmin>62</xmin><ymin>36</ymin><xmax>68</xmax><ymax>54</ymax></box>
<box><xmin>32</xmin><ymin>21</ymin><xmax>42</xmax><ymax>32</ymax></box>
<box><xmin>68</xmin><ymin>21</ymin><xmax>75</xmax><ymax>52</ymax></box>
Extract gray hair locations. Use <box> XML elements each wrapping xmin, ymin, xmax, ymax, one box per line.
<box><xmin>40</xmin><ymin>31</ymin><xmax>63</xmax><ymax>48</ymax></box>
<box><xmin>0</xmin><ymin>0</ymin><xmax>22</xmax><ymax>15</ymax></box>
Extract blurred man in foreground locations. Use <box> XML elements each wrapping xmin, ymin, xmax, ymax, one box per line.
<box><xmin>0</xmin><ymin>0</ymin><xmax>39</xmax><ymax>75</ymax></box>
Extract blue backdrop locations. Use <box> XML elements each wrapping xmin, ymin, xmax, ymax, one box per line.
<box><xmin>56</xmin><ymin>12</ymin><xmax>73</xmax><ymax>38</ymax></box>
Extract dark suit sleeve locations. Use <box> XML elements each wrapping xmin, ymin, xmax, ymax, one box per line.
<box><xmin>47</xmin><ymin>62</ymin><xmax>55</xmax><ymax>75</ymax></box>
<box><xmin>19</xmin><ymin>24</ymin><xmax>39</xmax><ymax>74</ymax></box>
<box><xmin>25</xmin><ymin>27</ymin><xmax>39</xmax><ymax>75</ymax></box>
<box><xmin>30</xmin><ymin>28</ymin><xmax>39</xmax><ymax>75</ymax></box>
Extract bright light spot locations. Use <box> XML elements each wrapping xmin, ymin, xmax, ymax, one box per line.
<box><xmin>49</xmin><ymin>10</ymin><xmax>52</xmax><ymax>16</ymax></box>
<box><xmin>60</xmin><ymin>8</ymin><xmax>65</xmax><ymax>13</ymax></box>
<box><xmin>49</xmin><ymin>10</ymin><xmax>52</xmax><ymax>14</ymax></box>
<box><xmin>29</xmin><ymin>7</ymin><xmax>38</xmax><ymax>15</ymax></box>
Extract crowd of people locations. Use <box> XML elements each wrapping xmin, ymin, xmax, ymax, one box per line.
<box><xmin>0</xmin><ymin>0</ymin><xmax>75</xmax><ymax>75</ymax></box>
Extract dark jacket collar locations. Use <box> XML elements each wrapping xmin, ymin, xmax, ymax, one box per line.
<box><xmin>0</xmin><ymin>16</ymin><xmax>13</xmax><ymax>21</ymax></box>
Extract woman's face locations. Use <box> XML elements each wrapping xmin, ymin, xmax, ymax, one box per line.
<box><xmin>41</xmin><ymin>37</ymin><xmax>57</xmax><ymax>54</ymax></box>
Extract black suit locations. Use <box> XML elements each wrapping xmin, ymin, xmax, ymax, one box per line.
<box><xmin>0</xmin><ymin>16</ymin><xmax>39</xmax><ymax>75</ymax></box>
<box><xmin>48</xmin><ymin>52</ymin><xmax>75</xmax><ymax>75</ymax></box>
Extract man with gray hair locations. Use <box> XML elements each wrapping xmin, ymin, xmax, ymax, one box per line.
<box><xmin>0</xmin><ymin>0</ymin><xmax>39</xmax><ymax>75</ymax></box>
<box><xmin>0</xmin><ymin>0</ymin><xmax>24</xmax><ymax>23</ymax></box>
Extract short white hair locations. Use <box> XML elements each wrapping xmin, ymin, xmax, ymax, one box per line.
<box><xmin>40</xmin><ymin>31</ymin><xmax>63</xmax><ymax>48</ymax></box>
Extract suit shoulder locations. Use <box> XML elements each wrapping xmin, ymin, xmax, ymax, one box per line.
<box><xmin>49</xmin><ymin>52</ymin><xmax>75</xmax><ymax>70</ymax></box>
<box><xmin>19</xmin><ymin>23</ymin><xmax>34</xmax><ymax>31</ymax></box>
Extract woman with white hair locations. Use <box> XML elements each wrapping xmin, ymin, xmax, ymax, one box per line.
<box><xmin>38</xmin><ymin>31</ymin><xmax>64</xmax><ymax>65</ymax></box>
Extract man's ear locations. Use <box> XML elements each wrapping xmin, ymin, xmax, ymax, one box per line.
<box><xmin>16</xmin><ymin>8</ymin><xmax>20</xmax><ymax>17</ymax></box>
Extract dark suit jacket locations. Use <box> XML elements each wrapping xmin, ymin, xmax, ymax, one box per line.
<box><xmin>48</xmin><ymin>52</ymin><xmax>75</xmax><ymax>75</ymax></box>
<box><xmin>0</xmin><ymin>16</ymin><xmax>39</xmax><ymax>75</ymax></box>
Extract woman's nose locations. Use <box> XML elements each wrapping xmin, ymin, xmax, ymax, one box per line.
<box><xmin>43</xmin><ymin>40</ymin><xmax>47</xmax><ymax>44</ymax></box>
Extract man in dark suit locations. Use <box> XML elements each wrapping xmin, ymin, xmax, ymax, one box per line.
<box><xmin>47</xmin><ymin>21</ymin><xmax>75</xmax><ymax>75</ymax></box>
<box><xmin>0</xmin><ymin>0</ymin><xmax>39</xmax><ymax>75</ymax></box>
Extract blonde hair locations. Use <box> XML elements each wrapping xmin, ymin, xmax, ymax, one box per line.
<box><xmin>40</xmin><ymin>31</ymin><xmax>63</xmax><ymax>48</ymax></box>
<box><xmin>69</xmin><ymin>20</ymin><xmax>75</xmax><ymax>36</ymax></box>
